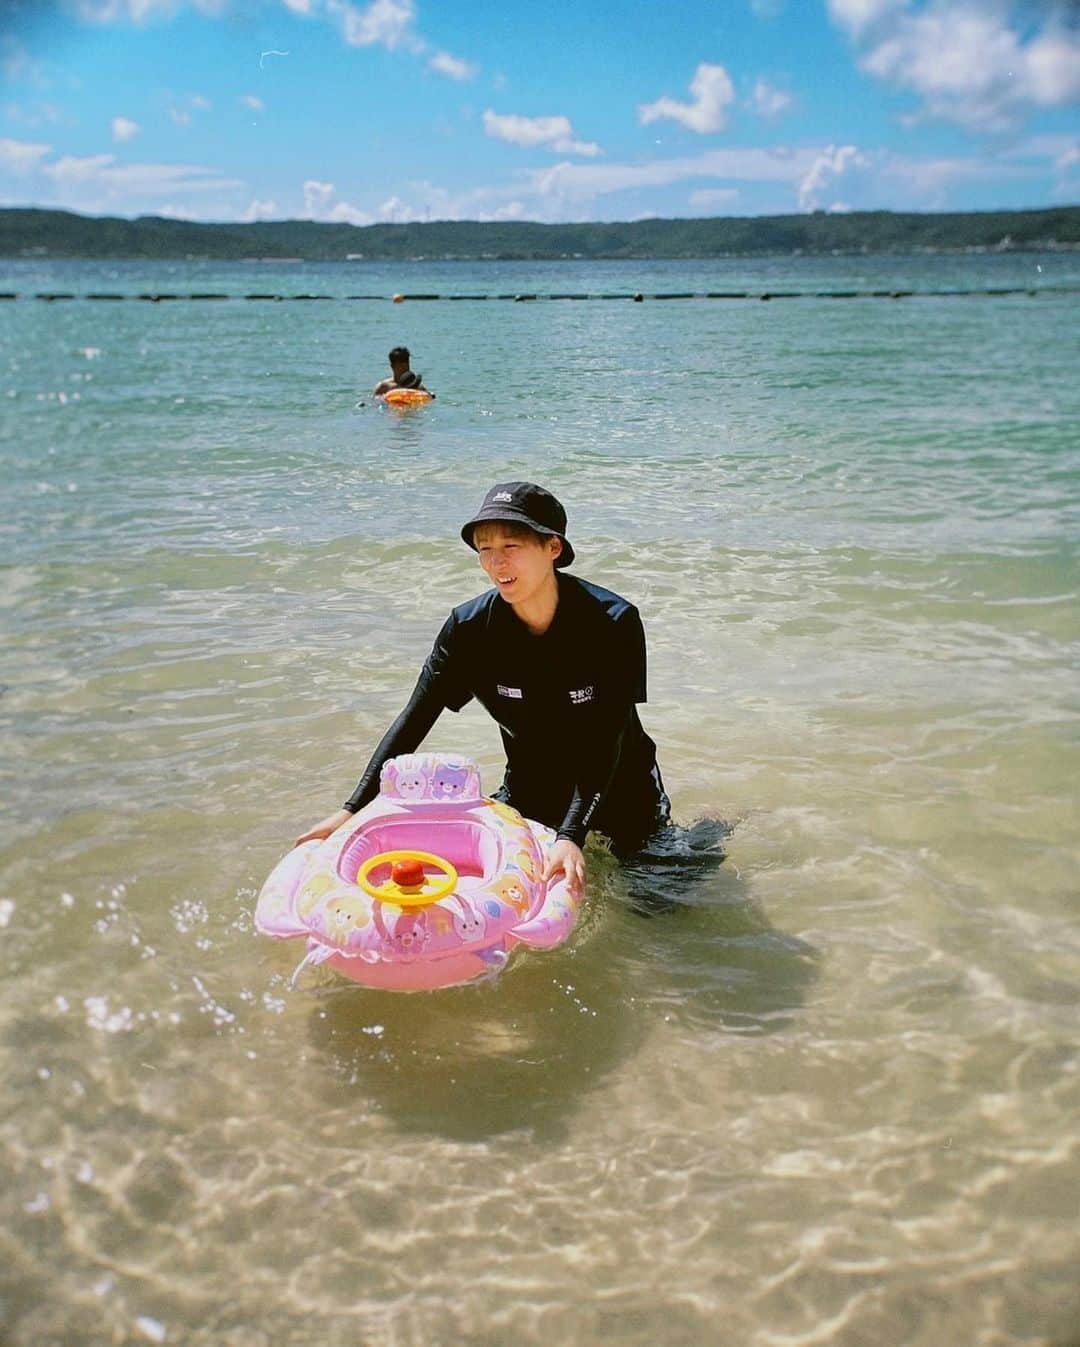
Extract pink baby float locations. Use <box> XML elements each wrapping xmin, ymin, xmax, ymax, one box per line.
<box><xmin>255</xmin><ymin>753</ymin><xmax>581</xmax><ymax>990</ymax></box>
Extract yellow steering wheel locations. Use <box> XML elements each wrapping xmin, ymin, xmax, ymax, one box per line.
<box><xmin>356</xmin><ymin>849</ymin><xmax>458</xmax><ymax>908</ymax></box>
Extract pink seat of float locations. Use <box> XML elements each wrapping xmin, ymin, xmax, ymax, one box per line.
<box><xmin>255</xmin><ymin>753</ymin><xmax>580</xmax><ymax>991</ymax></box>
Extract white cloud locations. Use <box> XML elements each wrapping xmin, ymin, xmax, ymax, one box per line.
<box><xmin>111</xmin><ymin>116</ymin><xmax>139</xmax><ymax>142</ymax></box>
<box><xmin>260</xmin><ymin>136</ymin><xmax>1039</xmax><ymax>226</ymax></box>
<box><xmin>296</xmin><ymin>181</ymin><xmax>403</xmax><ymax>225</ymax></box>
<box><xmin>242</xmin><ymin>198</ymin><xmax>278</xmax><ymax>221</ymax></box>
<box><xmin>14</xmin><ymin>147</ymin><xmax>244</xmax><ymax>216</ymax></box>
<box><xmin>73</xmin><ymin>0</ymin><xmax>227</xmax><ymax>20</ymax></box>
<box><xmin>877</xmin><ymin>149</ymin><xmax>1025</xmax><ymax>198</ymax></box>
<box><xmin>0</xmin><ymin>137</ymin><xmax>52</xmax><ymax>173</ymax></box>
<box><xmin>826</xmin><ymin>0</ymin><xmax>901</xmax><ymax>38</ymax></box>
<box><xmin>73</xmin><ymin>0</ymin><xmax>176</xmax><ymax>18</ymax></box>
<box><xmin>483</xmin><ymin>110</ymin><xmax>600</xmax><ymax>157</ymax></box>
<box><xmin>329</xmin><ymin>199</ymin><xmax>374</xmax><ymax>224</ymax></box>
<box><xmin>328</xmin><ymin>0</ymin><xmax>421</xmax><ymax>52</ymax></box>
<box><xmin>169</xmin><ymin>94</ymin><xmax>211</xmax><ymax>126</ymax></box>
<box><xmin>241</xmin><ymin>95</ymin><xmax>265</xmax><ymax>112</ymax></box>
<box><xmin>296</xmin><ymin>144</ymin><xmax>830</xmax><ymax>223</ymax></box>
<box><xmin>70</xmin><ymin>0</ymin><xmax>482</xmax><ymax>101</ymax></box>
<box><xmin>303</xmin><ymin>178</ymin><xmax>336</xmax><ymax>215</ymax></box>
<box><xmin>5</xmin><ymin>102</ymin><xmax>64</xmax><ymax>129</ymax></box>
<box><xmin>3</xmin><ymin>39</ymin><xmax>47</xmax><ymax>86</ymax></box>
<box><xmin>492</xmin><ymin>199</ymin><xmax>525</xmax><ymax>220</ymax></box>
<box><xmin>377</xmin><ymin>180</ymin><xmax>492</xmax><ymax>221</ymax></box>
<box><xmin>829</xmin><ymin>1</ymin><xmax>1080</xmax><ymax>129</ymax></box>
<box><xmin>528</xmin><ymin>145</ymin><xmax>813</xmax><ymax>203</ymax></box>
<box><xmin>1024</xmin><ymin>27</ymin><xmax>1080</xmax><ymax>105</ymax></box>
<box><xmin>688</xmin><ymin>187</ymin><xmax>740</xmax><ymax>211</ymax></box>
<box><xmin>638</xmin><ymin>63</ymin><xmax>736</xmax><ymax>135</ymax></box>
<box><xmin>994</xmin><ymin>132</ymin><xmax>1080</xmax><ymax>196</ymax></box>
<box><xmin>428</xmin><ymin>51</ymin><xmax>475</xmax><ymax>81</ymax></box>
<box><xmin>322</xmin><ymin>0</ymin><xmax>486</xmax><ymax>88</ymax></box>
<box><xmin>44</xmin><ymin>153</ymin><xmax>116</xmax><ymax>185</ymax></box>
<box><xmin>985</xmin><ymin>132</ymin><xmax>1075</xmax><ymax>164</ymax></box>
<box><xmin>376</xmin><ymin>194</ymin><xmax>416</xmax><ymax>222</ymax></box>
<box><xmin>797</xmin><ymin>143</ymin><xmax>869</xmax><ymax>210</ymax></box>
<box><xmin>750</xmin><ymin>79</ymin><xmax>792</xmax><ymax>119</ymax></box>
<box><xmin>276</xmin><ymin>174</ymin><xmax>514</xmax><ymax>226</ymax></box>
<box><xmin>42</xmin><ymin>153</ymin><xmax>241</xmax><ymax>195</ymax></box>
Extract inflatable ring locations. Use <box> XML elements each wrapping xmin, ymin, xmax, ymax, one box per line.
<box><xmin>255</xmin><ymin>753</ymin><xmax>580</xmax><ymax>991</ymax></box>
<box><xmin>357</xmin><ymin>849</ymin><xmax>458</xmax><ymax>907</ymax></box>
<box><xmin>382</xmin><ymin>387</ymin><xmax>433</xmax><ymax>407</ymax></box>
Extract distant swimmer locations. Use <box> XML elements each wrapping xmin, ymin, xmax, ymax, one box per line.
<box><xmin>373</xmin><ymin>346</ymin><xmax>435</xmax><ymax>399</ymax></box>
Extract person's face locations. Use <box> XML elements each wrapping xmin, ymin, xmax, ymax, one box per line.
<box><xmin>474</xmin><ymin>525</ymin><xmax>561</xmax><ymax>607</ymax></box>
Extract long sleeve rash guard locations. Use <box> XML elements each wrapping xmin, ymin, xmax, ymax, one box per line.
<box><xmin>344</xmin><ymin>573</ymin><xmax>667</xmax><ymax>851</ymax></box>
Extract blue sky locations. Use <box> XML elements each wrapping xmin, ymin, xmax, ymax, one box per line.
<box><xmin>1</xmin><ymin>0</ymin><xmax>1078</xmax><ymax>223</ymax></box>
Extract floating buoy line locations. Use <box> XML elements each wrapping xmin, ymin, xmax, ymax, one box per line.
<box><xmin>2</xmin><ymin>286</ymin><xmax>1075</xmax><ymax>304</ymax></box>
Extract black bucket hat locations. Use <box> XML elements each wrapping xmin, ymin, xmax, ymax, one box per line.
<box><xmin>461</xmin><ymin>481</ymin><xmax>575</xmax><ymax>568</ymax></box>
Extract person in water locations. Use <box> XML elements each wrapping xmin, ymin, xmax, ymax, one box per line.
<box><xmin>372</xmin><ymin>345</ymin><xmax>433</xmax><ymax>398</ymax></box>
<box><xmin>296</xmin><ymin>482</ymin><xmax>676</xmax><ymax>899</ymax></box>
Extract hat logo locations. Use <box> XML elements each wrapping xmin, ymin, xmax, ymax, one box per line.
<box><xmin>491</xmin><ymin>491</ymin><xmax>514</xmax><ymax>503</ymax></box>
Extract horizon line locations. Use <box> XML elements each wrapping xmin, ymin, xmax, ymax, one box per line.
<box><xmin>4</xmin><ymin>203</ymin><xmax>1079</xmax><ymax>230</ymax></box>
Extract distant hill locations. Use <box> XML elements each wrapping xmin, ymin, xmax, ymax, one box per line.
<box><xmin>2</xmin><ymin>205</ymin><xmax>1078</xmax><ymax>261</ymax></box>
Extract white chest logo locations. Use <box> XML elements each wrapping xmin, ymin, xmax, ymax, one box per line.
<box><xmin>497</xmin><ymin>684</ymin><xmax>523</xmax><ymax>699</ymax></box>
<box><xmin>569</xmin><ymin>686</ymin><xmax>594</xmax><ymax>705</ymax></box>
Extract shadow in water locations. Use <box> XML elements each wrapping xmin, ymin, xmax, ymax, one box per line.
<box><xmin>304</xmin><ymin>819</ymin><xmax>819</xmax><ymax>1140</ymax></box>
<box><xmin>306</xmin><ymin>939</ymin><xmax>642</xmax><ymax>1144</ymax></box>
<box><xmin>614</xmin><ymin>817</ymin><xmax>821</xmax><ymax>1035</ymax></box>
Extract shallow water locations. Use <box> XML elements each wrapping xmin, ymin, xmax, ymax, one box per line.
<box><xmin>1</xmin><ymin>253</ymin><xmax>1078</xmax><ymax>1346</ymax></box>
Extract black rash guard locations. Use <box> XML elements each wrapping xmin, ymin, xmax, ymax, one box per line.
<box><xmin>344</xmin><ymin>573</ymin><xmax>668</xmax><ymax>851</ymax></box>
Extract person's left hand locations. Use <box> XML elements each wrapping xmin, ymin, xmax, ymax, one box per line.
<box><xmin>543</xmin><ymin>839</ymin><xmax>586</xmax><ymax>899</ymax></box>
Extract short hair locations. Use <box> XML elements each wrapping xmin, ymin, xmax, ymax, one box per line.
<box><xmin>472</xmin><ymin>520</ymin><xmax>560</xmax><ymax>556</ymax></box>
<box><xmin>388</xmin><ymin>346</ymin><xmax>410</xmax><ymax>363</ymax></box>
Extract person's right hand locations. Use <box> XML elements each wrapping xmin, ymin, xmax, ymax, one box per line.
<box><xmin>294</xmin><ymin>808</ymin><xmax>353</xmax><ymax>849</ymax></box>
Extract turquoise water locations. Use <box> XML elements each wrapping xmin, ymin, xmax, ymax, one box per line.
<box><xmin>2</xmin><ymin>254</ymin><xmax>1078</xmax><ymax>1346</ymax></box>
